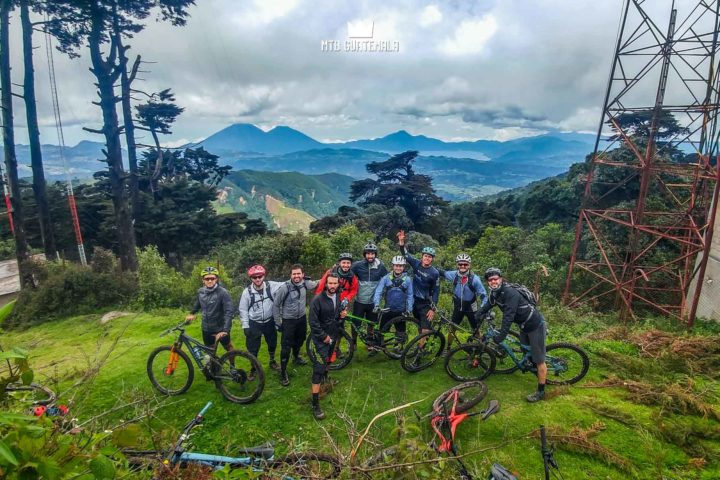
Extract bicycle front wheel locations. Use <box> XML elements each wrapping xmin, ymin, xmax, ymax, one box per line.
<box><xmin>432</xmin><ymin>381</ymin><xmax>488</xmax><ymax>414</ymax></box>
<box><xmin>545</xmin><ymin>342</ymin><xmax>590</xmax><ymax>385</ymax></box>
<box><xmin>4</xmin><ymin>382</ymin><xmax>56</xmax><ymax>406</ymax></box>
<box><xmin>490</xmin><ymin>331</ymin><xmax>523</xmax><ymax>374</ymax></box>
<box><xmin>379</xmin><ymin>316</ymin><xmax>420</xmax><ymax>360</ymax></box>
<box><xmin>268</xmin><ymin>451</ymin><xmax>341</xmax><ymax>479</ymax></box>
<box><xmin>444</xmin><ymin>343</ymin><xmax>496</xmax><ymax>382</ymax></box>
<box><xmin>400</xmin><ymin>331</ymin><xmax>445</xmax><ymax>373</ymax></box>
<box><xmin>215</xmin><ymin>350</ymin><xmax>265</xmax><ymax>404</ymax></box>
<box><xmin>305</xmin><ymin>329</ymin><xmax>355</xmax><ymax>370</ymax></box>
<box><xmin>147</xmin><ymin>345</ymin><xmax>194</xmax><ymax>395</ymax></box>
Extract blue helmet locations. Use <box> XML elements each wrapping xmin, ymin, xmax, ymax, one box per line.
<box><xmin>421</xmin><ymin>246</ymin><xmax>436</xmax><ymax>257</ymax></box>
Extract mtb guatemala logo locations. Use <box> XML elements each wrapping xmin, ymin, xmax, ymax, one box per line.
<box><xmin>321</xmin><ymin>20</ymin><xmax>400</xmax><ymax>53</ymax></box>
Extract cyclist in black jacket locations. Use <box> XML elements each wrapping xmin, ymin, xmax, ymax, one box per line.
<box><xmin>308</xmin><ymin>273</ymin><xmax>347</xmax><ymax>420</ymax></box>
<box><xmin>476</xmin><ymin>268</ymin><xmax>548</xmax><ymax>403</ymax></box>
<box><xmin>186</xmin><ymin>267</ymin><xmax>236</xmax><ymax>352</ymax></box>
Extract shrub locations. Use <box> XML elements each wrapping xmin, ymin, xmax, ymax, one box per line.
<box><xmin>7</xmin><ymin>260</ymin><xmax>136</xmax><ymax>327</ymax></box>
<box><xmin>135</xmin><ymin>246</ymin><xmax>187</xmax><ymax>310</ymax></box>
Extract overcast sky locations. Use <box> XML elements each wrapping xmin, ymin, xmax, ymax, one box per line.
<box><xmin>4</xmin><ymin>0</ymin><xmax>695</xmax><ymax>147</ymax></box>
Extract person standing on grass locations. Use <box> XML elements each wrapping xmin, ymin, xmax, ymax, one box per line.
<box><xmin>350</xmin><ymin>242</ymin><xmax>388</xmax><ymax>346</ymax></box>
<box><xmin>239</xmin><ymin>264</ymin><xmax>284</xmax><ymax>377</ymax></box>
<box><xmin>186</xmin><ymin>266</ymin><xmax>236</xmax><ymax>354</ymax></box>
<box><xmin>476</xmin><ymin>267</ymin><xmax>547</xmax><ymax>403</ymax></box>
<box><xmin>372</xmin><ymin>256</ymin><xmax>414</xmax><ymax>348</ymax></box>
<box><xmin>273</xmin><ymin>263</ymin><xmax>319</xmax><ymax>387</ymax></box>
<box><xmin>308</xmin><ymin>273</ymin><xmax>346</xmax><ymax>420</ymax></box>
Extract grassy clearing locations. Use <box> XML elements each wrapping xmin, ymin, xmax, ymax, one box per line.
<box><xmin>2</xmin><ymin>306</ymin><xmax>719</xmax><ymax>479</ymax></box>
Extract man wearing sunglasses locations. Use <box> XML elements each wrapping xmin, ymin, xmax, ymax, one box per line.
<box><xmin>186</xmin><ymin>266</ymin><xmax>236</xmax><ymax>352</ymax></box>
<box><xmin>477</xmin><ymin>267</ymin><xmax>547</xmax><ymax>403</ymax></box>
<box><xmin>437</xmin><ymin>253</ymin><xmax>487</xmax><ymax>352</ymax></box>
<box><xmin>239</xmin><ymin>264</ymin><xmax>285</xmax><ymax>375</ymax></box>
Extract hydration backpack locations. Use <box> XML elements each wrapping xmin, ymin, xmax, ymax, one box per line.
<box><xmin>452</xmin><ymin>272</ymin><xmax>478</xmax><ymax>298</ymax></box>
<box><xmin>506</xmin><ymin>283</ymin><xmax>538</xmax><ymax>306</ymax></box>
<box><xmin>383</xmin><ymin>273</ymin><xmax>409</xmax><ymax>297</ymax></box>
<box><xmin>248</xmin><ymin>284</ymin><xmax>274</xmax><ymax>309</ymax></box>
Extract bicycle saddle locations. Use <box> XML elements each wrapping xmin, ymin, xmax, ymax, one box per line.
<box><xmin>237</xmin><ymin>442</ymin><xmax>275</xmax><ymax>459</ymax></box>
<box><xmin>488</xmin><ymin>463</ymin><xmax>518</xmax><ymax>480</ymax></box>
<box><xmin>481</xmin><ymin>399</ymin><xmax>500</xmax><ymax>420</ymax></box>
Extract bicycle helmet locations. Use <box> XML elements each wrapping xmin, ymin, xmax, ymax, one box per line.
<box><xmin>363</xmin><ymin>242</ymin><xmax>378</xmax><ymax>254</ymax></box>
<box><xmin>421</xmin><ymin>246</ymin><xmax>436</xmax><ymax>257</ymax></box>
<box><xmin>484</xmin><ymin>267</ymin><xmax>503</xmax><ymax>280</ymax></box>
<box><xmin>338</xmin><ymin>252</ymin><xmax>353</xmax><ymax>262</ymax></box>
<box><xmin>201</xmin><ymin>266</ymin><xmax>219</xmax><ymax>278</ymax></box>
<box><xmin>247</xmin><ymin>265</ymin><xmax>266</xmax><ymax>277</ymax></box>
<box><xmin>455</xmin><ymin>253</ymin><xmax>471</xmax><ymax>264</ymax></box>
<box><xmin>391</xmin><ymin>255</ymin><xmax>406</xmax><ymax>265</ymax></box>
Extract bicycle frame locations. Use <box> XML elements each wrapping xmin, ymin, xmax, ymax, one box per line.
<box><xmin>344</xmin><ymin>310</ymin><xmax>400</xmax><ymax>345</ymax></box>
<box><xmin>430</xmin><ymin>304</ymin><xmax>474</xmax><ymax>344</ymax></box>
<box><xmin>164</xmin><ymin>325</ymin><xmax>217</xmax><ymax>374</ymax></box>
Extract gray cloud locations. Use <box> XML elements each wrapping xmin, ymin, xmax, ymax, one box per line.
<box><xmin>4</xmin><ymin>0</ymin><xmax>698</xmax><ymax>147</ymax></box>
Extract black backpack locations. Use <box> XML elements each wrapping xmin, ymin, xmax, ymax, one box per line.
<box><xmin>248</xmin><ymin>283</ymin><xmax>274</xmax><ymax>309</ymax></box>
<box><xmin>506</xmin><ymin>283</ymin><xmax>538</xmax><ymax>306</ymax></box>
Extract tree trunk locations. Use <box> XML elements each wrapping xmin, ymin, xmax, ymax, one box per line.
<box><xmin>117</xmin><ymin>30</ymin><xmax>140</xmax><ymax>223</ymax></box>
<box><xmin>0</xmin><ymin>5</ymin><xmax>33</xmax><ymax>288</ymax></box>
<box><xmin>21</xmin><ymin>1</ymin><xmax>57</xmax><ymax>260</ymax></box>
<box><xmin>88</xmin><ymin>9</ymin><xmax>137</xmax><ymax>272</ymax></box>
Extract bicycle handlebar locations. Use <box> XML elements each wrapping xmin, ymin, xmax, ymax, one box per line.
<box><xmin>199</xmin><ymin>401</ymin><xmax>212</xmax><ymax>417</ymax></box>
<box><xmin>160</xmin><ymin>320</ymin><xmax>190</xmax><ymax>337</ymax></box>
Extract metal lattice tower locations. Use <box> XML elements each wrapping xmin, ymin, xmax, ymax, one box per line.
<box><xmin>563</xmin><ymin>0</ymin><xmax>720</xmax><ymax>326</ymax></box>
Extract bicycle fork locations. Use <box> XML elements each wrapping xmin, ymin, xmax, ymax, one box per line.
<box><xmin>165</xmin><ymin>343</ymin><xmax>182</xmax><ymax>375</ymax></box>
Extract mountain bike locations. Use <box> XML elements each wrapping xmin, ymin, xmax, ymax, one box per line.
<box><xmin>425</xmin><ymin>381</ymin><xmax>502</xmax><ymax>480</ymax></box>
<box><xmin>305</xmin><ymin>309</ymin><xmax>420</xmax><ymax>369</ymax></box>
<box><xmin>1</xmin><ymin>344</ymin><xmax>57</xmax><ymax>407</ymax></box>
<box><xmin>123</xmin><ymin>401</ymin><xmax>340</xmax><ymax>478</ymax></box>
<box><xmin>147</xmin><ymin>321</ymin><xmax>265</xmax><ymax>404</ymax></box>
<box><xmin>400</xmin><ymin>303</ymin><xmax>499</xmax><ymax>373</ymax></box>
<box><xmin>446</xmin><ymin>317</ymin><xmax>590</xmax><ymax>384</ymax></box>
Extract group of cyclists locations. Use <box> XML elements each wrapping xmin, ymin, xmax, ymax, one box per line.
<box><xmin>187</xmin><ymin>230</ymin><xmax>549</xmax><ymax>420</ymax></box>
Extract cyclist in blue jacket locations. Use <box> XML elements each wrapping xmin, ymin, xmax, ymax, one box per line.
<box><xmin>396</xmin><ymin>230</ymin><xmax>440</xmax><ymax>333</ymax></box>
<box><xmin>373</xmin><ymin>256</ymin><xmax>414</xmax><ymax>345</ymax></box>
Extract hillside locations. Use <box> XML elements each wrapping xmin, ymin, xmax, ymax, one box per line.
<box><xmin>3</xmin><ymin>307</ymin><xmax>719</xmax><ymax>479</ymax></box>
<box><xmin>215</xmin><ymin>170</ymin><xmax>354</xmax><ymax>232</ymax></box>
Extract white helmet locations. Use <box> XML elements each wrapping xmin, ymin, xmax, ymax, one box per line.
<box><xmin>456</xmin><ymin>253</ymin><xmax>471</xmax><ymax>264</ymax></box>
<box><xmin>391</xmin><ymin>255</ymin><xmax>406</xmax><ymax>265</ymax></box>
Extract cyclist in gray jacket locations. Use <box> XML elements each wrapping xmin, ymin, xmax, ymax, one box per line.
<box><xmin>239</xmin><ymin>264</ymin><xmax>284</xmax><ymax>374</ymax></box>
<box><xmin>273</xmin><ymin>263</ymin><xmax>319</xmax><ymax>386</ymax></box>
<box><xmin>186</xmin><ymin>266</ymin><xmax>235</xmax><ymax>352</ymax></box>
<box><xmin>350</xmin><ymin>242</ymin><xmax>388</xmax><ymax>344</ymax></box>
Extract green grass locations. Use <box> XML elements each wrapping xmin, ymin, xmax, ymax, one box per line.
<box><xmin>3</xmin><ymin>310</ymin><xmax>719</xmax><ymax>479</ymax></box>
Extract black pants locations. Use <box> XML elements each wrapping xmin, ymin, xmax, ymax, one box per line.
<box><xmin>380</xmin><ymin>310</ymin><xmax>406</xmax><ymax>337</ymax></box>
<box><xmin>352</xmin><ymin>302</ymin><xmax>377</xmax><ymax>339</ymax></box>
<box><xmin>451</xmin><ymin>308</ymin><xmax>479</xmax><ymax>331</ymax></box>
<box><xmin>311</xmin><ymin>339</ymin><xmax>331</xmax><ymax>384</ymax></box>
<box><xmin>280</xmin><ymin>315</ymin><xmax>307</xmax><ymax>370</ymax></box>
<box><xmin>244</xmin><ymin>320</ymin><xmax>277</xmax><ymax>361</ymax></box>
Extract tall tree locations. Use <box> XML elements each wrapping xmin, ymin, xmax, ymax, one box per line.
<box><xmin>350</xmin><ymin>150</ymin><xmax>447</xmax><ymax>231</ymax></box>
<box><xmin>20</xmin><ymin>0</ymin><xmax>56</xmax><ymax>259</ymax></box>
<box><xmin>0</xmin><ymin>3</ymin><xmax>32</xmax><ymax>287</ymax></box>
<box><xmin>44</xmin><ymin>0</ymin><xmax>195</xmax><ymax>271</ymax></box>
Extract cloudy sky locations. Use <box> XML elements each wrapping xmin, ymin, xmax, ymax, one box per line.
<box><xmin>5</xmin><ymin>0</ymin><xmax>692</xmax><ymax>147</ymax></box>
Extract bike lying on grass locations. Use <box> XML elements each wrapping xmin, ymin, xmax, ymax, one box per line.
<box><xmin>147</xmin><ymin>320</ymin><xmax>265</xmax><ymax>404</ymax></box>
<box><xmin>445</xmin><ymin>316</ymin><xmax>590</xmax><ymax>385</ymax></box>
<box><xmin>123</xmin><ymin>401</ymin><xmax>340</xmax><ymax>478</ymax></box>
<box><xmin>305</xmin><ymin>309</ymin><xmax>420</xmax><ymax>369</ymax></box>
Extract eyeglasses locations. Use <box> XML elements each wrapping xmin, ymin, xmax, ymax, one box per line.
<box><xmin>250</xmin><ymin>275</ymin><xmax>264</xmax><ymax>280</ymax></box>
<box><xmin>487</xmin><ymin>276</ymin><xmax>501</xmax><ymax>282</ymax></box>
<box><xmin>457</xmin><ymin>263</ymin><xmax>470</xmax><ymax>267</ymax></box>
<box><xmin>203</xmin><ymin>277</ymin><xmax>218</xmax><ymax>282</ymax></box>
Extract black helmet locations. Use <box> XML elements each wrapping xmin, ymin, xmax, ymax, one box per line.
<box><xmin>338</xmin><ymin>252</ymin><xmax>353</xmax><ymax>262</ymax></box>
<box><xmin>363</xmin><ymin>242</ymin><xmax>378</xmax><ymax>254</ymax></box>
<box><xmin>484</xmin><ymin>267</ymin><xmax>503</xmax><ymax>280</ymax></box>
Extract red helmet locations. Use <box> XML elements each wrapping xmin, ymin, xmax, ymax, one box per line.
<box><xmin>247</xmin><ymin>265</ymin><xmax>266</xmax><ymax>277</ymax></box>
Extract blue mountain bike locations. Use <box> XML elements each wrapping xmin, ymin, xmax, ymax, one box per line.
<box><xmin>123</xmin><ymin>402</ymin><xmax>340</xmax><ymax>478</ymax></box>
<box><xmin>445</xmin><ymin>316</ymin><xmax>589</xmax><ymax>384</ymax></box>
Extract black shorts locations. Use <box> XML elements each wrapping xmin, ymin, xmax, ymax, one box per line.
<box><xmin>413</xmin><ymin>299</ymin><xmax>433</xmax><ymax>330</ymax></box>
<box><xmin>202</xmin><ymin>330</ymin><xmax>231</xmax><ymax>348</ymax></box>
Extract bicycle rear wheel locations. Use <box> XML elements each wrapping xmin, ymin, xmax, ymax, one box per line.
<box><xmin>400</xmin><ymin>331</ymin><xmax>445</xmax><ymax>373</ymax></box>
<box><xmin>444</xmin><ymin>343</ymin><xmax>496</xmax><ymax>382</ymax></box>
<box><xmin>215</xmin><ymin>350</ymin><xmax>265</xmax><ymax>404</ymax></box>
<box><xmin>432</xmin><ymin>381</ymin><xmax>488</xmax><ymax>414</ymax></box>
<box><xmin>4</xmin><ymin>382</ymin><xmax>56</xmax><ymax>406</ymax></box>
<box><xmin>545</xmin><ymin>342</ymin><xmax>590</xmax><ymax>385</ymax></box>
<box><xmin>147</xmin><ymin>345</ymin><xmax>194</xmax><ymax>395</ymax></box>
<box><xmin>122</xmin><ymin>450</ymin><xmax>162</xmax><ymax>471</ymax></box>
<box><xmin>379</xmin><ymin>316</ymin><xmax>420</xmax><ymax>360</ymax></box>
<box><xmin>305</xmin><ymin>329</ymin><xmax>355</xmax><ymax>370</ymax></box>
<box><xmin>267</xmin><ymin>451</ymin><xmax>340</xmax><ymax>479</ymax></box>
